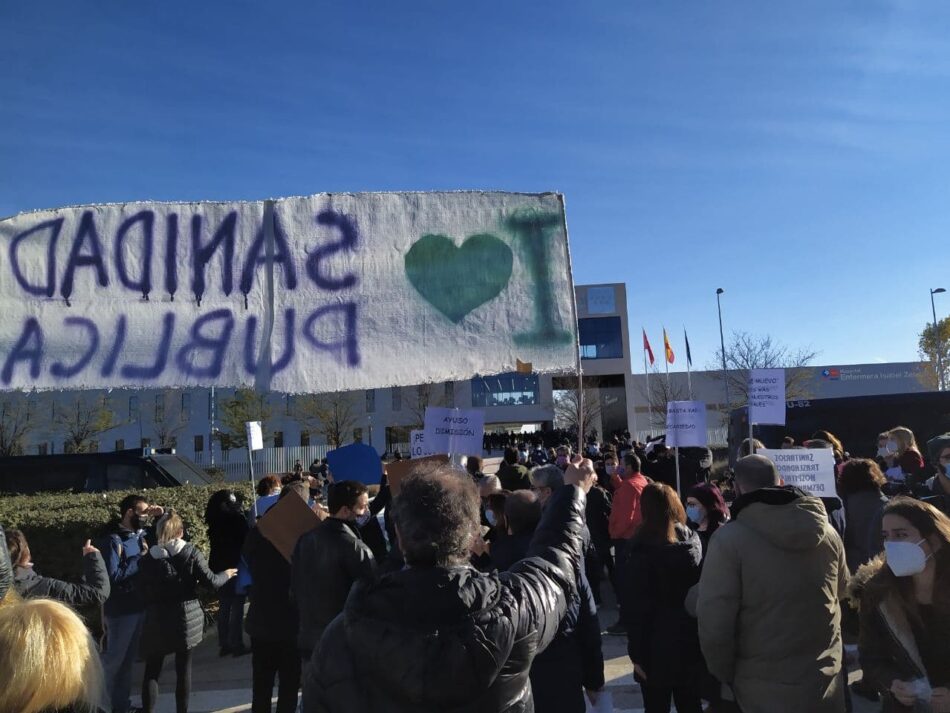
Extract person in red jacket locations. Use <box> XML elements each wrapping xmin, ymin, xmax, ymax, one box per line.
<box><xmin>609</xmin><ymin>453</ymin><xmax>649</xmax><ymax>543</ymax></box>
<box><xmin>605</xmin><ymin>453</ymin><xmax>650</xmax><ymax>635</ymax></box>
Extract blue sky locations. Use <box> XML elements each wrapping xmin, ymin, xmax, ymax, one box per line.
<box><xmin>2</xmin><ymin>1</ymin><xmax>949</xmax><ymax>372</ymax></box>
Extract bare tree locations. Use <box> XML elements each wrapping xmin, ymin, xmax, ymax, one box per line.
<box><xmin>553</xmin><ymin>375</ymin><xmax>603</xmax><ymax>438</ymax></box>
<box><xmin>0</xmin><ymin>390</ymin><xmax>46</xmax><ymax>456</ymax></box>
<box><xmin>634</xmin><ymin>369</ymin><xmax>690</xmax><ymax>431</ymax></box>
<box><xmin>218</xmin><ymin>389</ymin><xmax>273</xmax><ymax>449</ymax></box>
<box><xmin>56</xmin><ymin>393</ymin><xmax>119</xmax><ymax>454</ymax></box>
<box><xmin>294</xmin><ymin>392</ymin><xmax>360</xmax><ymax>449</ymax></box>
<box><xmin>150</xmin><ymin>390</ymin><xmax>188</xmax><ymax>448</ymax></box>
<box><xmin>408</xmin><ymin>383</ymin><xmax>444</xmax><ymax>428</ymax></box>
<box><xmin>706</xmin><ymin>331</ymin><xmax>818</xmax><ymax>408</ymax></box>
<box><xmin>918</xmin><ymin>317</ymin><xmax>950</xmax><ymax>391</ymax></box>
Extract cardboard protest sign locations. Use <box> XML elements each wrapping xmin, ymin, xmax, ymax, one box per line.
<box><xmin>325</xmin><ymin>442</ymin><xmax>382</xmax><ymax>485</ymax></box>
<box><xmin>665</xmin><ymin>401</ymin><xmax>707</xmax><ymax>448</ymax></box>
<box><xmin>423</xmin><ymin>407</ymin><xmax>485</xmax><ymax>457</ymax></box>
<box><xmin>256</xmin><ymin>491</ymin><xmax>320</xmax><ymax>562</ymax></box>
<box><xmin>481</xmin><ymin>457</ymin><xmax>503</xmax><ymax>476</ymax></box>
<box><xmin>245</xmin><ymin>421</ymin><xmax>264</xmax><ymax>451</ymax></box>
<box><xmin>760</xmin><ymin>448</ymin><xmax>837</xmax><ymax>497</ymax></box>
<box><xmin>0</xmin><ymin>192</ymin><xmax>578</xmax><ymax>392</ymax></box>
<box><xmin>385</xmin><ymin>454</ymin><xmax>450</xmax><ymax>495</ymax></box>
<box><xmin>748</xmin><ymin>368</ymin><xmax>786</xmax><ymax>425</ymax></box>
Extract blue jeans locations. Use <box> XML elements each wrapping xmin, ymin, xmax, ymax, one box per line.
<box><xmin>217</xmin><ymin>579</ymin><xmax>246</xmax><ymax>650</ymax></box>
<box><xmin>101</xmin><ymin>612</ymin><xmax>144</xmax><ymax>713</ymax></box>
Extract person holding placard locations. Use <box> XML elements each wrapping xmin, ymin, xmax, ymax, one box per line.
<box><xmin>697</xmin><ymin>455</ymin><xmax>849</xmax><ymax>713</ymax></box>
<box><xmin>882</xmin><ymin>427</ymin><xmax>926</xmax><ymax>489</ymax></box>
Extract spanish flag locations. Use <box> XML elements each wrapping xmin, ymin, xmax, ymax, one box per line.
<box><xmin>663</xmin><ymin>328</ymin><xmax>675</xmax><ymax>364</ymax></box>
<box><xmin>642</xmin><ymin>329</ymin><xmax>655</xmax><ymax>366</ymax></box>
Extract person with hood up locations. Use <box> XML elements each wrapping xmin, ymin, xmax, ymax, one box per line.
<box><xmin>853</xmin><ymin>497</ymin><xmax>950</xmax><ymax>712</ymax></box>
<box><xmin>5</xmin><ymin>528</ymin><xmax>110</xmax><ymax>607</ymax></box>
<box><xmin>138</xmin><ymin>510</ymin><xmax>236</xmax><ymax>713</ymax></box>
<box><xmin>302</xmin><ymin>460</ymin><xmax>595</xmax><ymax>713</ymax></box>
<box><xmin>619</xmin><ymin>482</ymin><xmax>703</xmax><ymax>713</ymax></box>
<box><xmin>696</xmin><ymin>454</ymin><xmax>849</xmax><ymax>713</ymax></box>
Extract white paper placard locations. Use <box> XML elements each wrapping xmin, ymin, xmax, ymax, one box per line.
<box><xmin>245</xmin><ymin>421</ymin><xmax>264</xmax><ymax>451</ymax></box>
<box><xmin>409</xmin><ymin>429</ymin><xmax>435</xmax><ymax>458</ymax></box>
<box><xmin>748</xmin><ymin>368</ymin><xmax>786</xmax><ymax>425</ymax></box>
<box><xmin>423</xmin><ymin>406</ymin><xmax>485</xmax><ymax>457</ymax></box>
<box><xmin>0</xmin><ymin>192</ymin><xmax>577</xmax><ymax>392</ymax></box>
<box><xmin>665</xmin><ymin>400</ymin><xmax>708</xmax><ymax>447</ymax></box>
<box><xmin>760</xmin><ymin>448</ymin><xmax>837</xmax><ymax>497</ymax></box>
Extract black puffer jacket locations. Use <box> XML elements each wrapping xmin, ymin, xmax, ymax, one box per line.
<box><xmin>139</xmin><ymin>542</ymin><xmax>230</xmax><ymax>657</ymax></box>
<box><xmin>243</xmin><ymin>526</ymin><xmax>298</xmax><ymax>643</ymax></box>
<box><xmin>0</xmin><ymin>525</ymin><xmax>11</xmax><ymax>602</ymax></box>
<box><xmin>208</xmin><ymin>509</ymin><xmax>249</xmax><ymax>573</ymax></box>
<box><xmin>302</xmin><ymin>484</ymin><xmax>587</xmax><ymax>713</ymax></box>
<box><xmin>14</xmin><ymin>551</ymin><xmax>110</xmax><ymax>606</ymax></box>
<box><xmin>620</xmin><ymin>524</ymin><xmax>703</xmax><ymax>687</ymax></box>
<box><xmin>292</xmin><ymin>518</ymin><xmax>375</xmax><ymax>655</ymax></box>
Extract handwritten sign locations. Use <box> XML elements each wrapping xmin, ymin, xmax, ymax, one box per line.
<box><xmin>410</xmin><ymin>429</ymin><xmax>434</xmax><ymax>458</ymax></box>
<box><xmin>245</xmin><ymin>421</ymin><xmax>264</xmax><ymax>451</ymax></box>
<box><xmin>665</xmin><ymin>401</ymin><xmax>707</xmax><ymax>448</ymax></box>
<box><xmin>748</xmin><ymin>368</ymin><xmax>786</xmax><ymax>425</ymax></box>
<box><xmin>423</xmin><ymin>406</ymin><xmax>485</xmax><ymax>457</ymax></box>
<box><xmin>760</xmin><ymin>448</ymin><xmax>837</xmax><ymax>497</ymax></box>
<box><xmin>0</xmin><ymin>192</ymin><xmax>577</xmax><ymax>392</ymax></box>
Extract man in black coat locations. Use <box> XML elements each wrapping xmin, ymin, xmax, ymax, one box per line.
<box><xmin>302</xmin><ymin>462</ymin><xmax>595</xmax><ymax>713</ymax></box>
<box><xmin>497</xmin><ymin>446</ymin><xmax>531</xmax><ymax>491</ymax></box>
<box><xmin>292</xmin><ymin>480</ymin><xmax>376</xmax><ymax>666</ymax></box>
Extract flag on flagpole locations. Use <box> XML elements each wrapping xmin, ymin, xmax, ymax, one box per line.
<box><xmin>642</xmin><ymin>329</ymin><xmax>655</xmax><ymax>366</ymax></box>
<box><xmin>684</xmin><ymin>329</ymin><xmax>692</xmax><ymax>368</ymax></box>
<box><xmin>663</xmin><ymin>328</ymin><xmax>675</xmax><ymax>364</ymax></box>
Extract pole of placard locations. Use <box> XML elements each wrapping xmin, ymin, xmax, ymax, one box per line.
<box><xmin>749</xmin><ymin>415</ymin><xmax>755</xmax><ymax>455</ymax></box>
<box><xmin>576</xmin><ymin>366</ymin><xmax>584</xmax><ymax>456</ymax></box>
<box><xmin>248</xmin><ymin>443</ymin><xmax>258</xmax><ymax>519</ymax></box>
<box><xmin>450</xmin><ymin>406</ymin><xmax>462</xmax><ymax>469</ymax></box>
<box><xmin>674</xmin><ymin>445</ymin><xmax>681</xmax><ymax>496</ymax></box>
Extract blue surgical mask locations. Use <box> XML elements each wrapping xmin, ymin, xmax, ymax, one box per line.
<box><xmin>485</xmin><ymin>510</ymin><xmax>497</xmax><ymax>527</ymax></box>
<box><xmin>943</xmin><ymin>464</ymin><xmax>950</xmax><ymax>477</ymax></box>
<box><xmin>355</xmin><ymin>511</ymin><xmax>372</xmax><ymax>528</ymax></box>
<box><xmin>686</xmin><ymin>505</ymin><xmax>704</xmax><ymax>524</ymax></box>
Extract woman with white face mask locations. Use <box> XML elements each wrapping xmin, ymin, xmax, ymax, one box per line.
<box><xmin>882</xmin><ymin>427</ymin><xmax>926</xmax><ymax>489</ymax></box>
<box><xmin>855</xmin><ymin>497</ymin><xmax>950</xmax><ymax>712</ymax></box>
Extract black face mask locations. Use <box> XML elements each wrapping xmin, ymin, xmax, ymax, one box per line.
<box><xmin>131</xmin><ymin>513</ymin><xmax>148</xmax><ymax>531</ymax></box>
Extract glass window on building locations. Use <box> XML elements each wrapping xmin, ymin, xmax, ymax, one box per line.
<box><xmin>37</xmin><ymin>443</ymin><xmax>48</xmax><ymax>456</ymax></box>
<box><xmin>115</xmin><ymin>439</ymin><xmax>125</xmax><ymax>451</ymax></box>
<box><xmin>578</xmin><ymin>316</ymin><xmax>624</xmax><ymax>360</ymax></box>
<box><xmin>392</xmin><ymin>387</ymin><xmax>402</xmax><ymax>412</ymax></box>
<box><xmin>154</xmin><ymin>394</ymin><xmax>164</xmax><ymax>422</ymax></box>
<box><xmin>471</xmin><ymin>373</ymin><xmax>540</xmax><ymax>408</ymax></box>
<box><xmin>366</xmin><ymin>389</ymin><xmax>376</xmax><ymax>413</ymax></box>
<box><xmin>89</xmin><ymin>441</ymin><xmax>99</xmax><ymax>453</ymax></box>
<box><xmin>141</xmin><ymin>438</ymin><xmax>151</xmax><ymax>450</ymax></box>
<box><xmin>129</xmin><ymin>395</ymin><xmax>139</xmax><ymax>420</ymax></box>
<box><xmin>181</xmin><ymin>393</ymin><xmax>191</xmax><ymax>421</ymax></box>
<box><xmin>274</xmin><ymin>431</ymin><xmax>284</xmax><ymax>448</ymax></box>
<box><xmin>445</xmin><ymin>382</ymin><xmax>455</xmax><ymax>405</ymax></box>
<box><xmin>194</xmin><ymin>435</ymin><xmax>204</xmax><ymax>453</ymax></box>
<box><xmin>300</xmin><ymin>430</ymin><xmax>311</xmax><ymax>447</ymax></box>
<box><xmin>353</xmin><ymin>428</ymin><xmax>363</xmax><ymax>443</ymax></box>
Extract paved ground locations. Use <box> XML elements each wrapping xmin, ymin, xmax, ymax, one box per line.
<box><xmin>134</xmin><ymin>597</ymin><xmax>880</xmax><ymax>713</ymax></box>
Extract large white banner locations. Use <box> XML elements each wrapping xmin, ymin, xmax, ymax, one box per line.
<box><xmin>0</xmin><ymin>192</ymin><xmax>578</xmax><ymax>392</ymax></box>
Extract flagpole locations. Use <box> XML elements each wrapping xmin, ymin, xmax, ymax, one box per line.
<box><xmin>644</xmin><ymin>346</ymin><xmax>654</xmax><ymax>437</ymax></box>
<box><xmin>685</xmin><ymin>327</ymin><xmax>692</xmax><ymax>400</ymax></box>
<box><xmin>664</xmin><ymin>329</ymin><xmax>670</xmax><ymax>386</ymax></box>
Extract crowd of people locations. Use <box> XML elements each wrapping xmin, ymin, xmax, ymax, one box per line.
<box><xmin>0</xmin><ymin>422</ymin><xmax>949</xmax><ymax>713</ymax></box>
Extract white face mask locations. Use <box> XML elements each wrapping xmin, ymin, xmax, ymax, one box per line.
<box><xmin>605</xmin><ymin>465</ymin><xmax>617</xmax><ymax>475</ymax></box>
<box><xmin>885</xmin><ymin>440</ymin><xmax>899</xmax><ymax>455</ymax></box>
<box><xmin>485</xmin><ymin>510</ymin><xmax>497</xmax><ymax>527</ymax></box>
<box><xmin>876</xmin><ymin>446</ymin><xmax>889</xmax><ymax>459</ymax></box>
<box><xmin>884</xmin><ymin>539</ymin><xmax>931</xmax><ymax>577</ymax></box>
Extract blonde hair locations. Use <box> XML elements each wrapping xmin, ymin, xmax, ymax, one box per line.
<box><xmin>888</xmin><ymin>426</ymin><xmax>919</xmax><ymax>456</ymax></box>
<box><xmin>157</xmin><ymin>509</ymin><xmax>185</xmax><ymax>545</ymax></box>
<box><xmin>0</xmin><ymin>599</ymin><xmax>104</xmax><ymax>713</ymax></box>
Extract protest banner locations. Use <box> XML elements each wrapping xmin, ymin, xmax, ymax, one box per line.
<box><xmin>410</xmin><ymin>429</ymin><xmax>434</xmax><ymax>458</ymax></box>
<box><xmin>665</xmin><ymin>401</ymin><xmax>707</xmax><ymax>448</ymax></box>
<box><xmin>385</xmin><ymin>454</ymin><xmax>449</xmax><ymax>495</ymax></box>
<box><xmin>423</xmin><ymin>406</ymin><xmax>485</xmax><ymax>458</ymax></box>
<box><xmin>748</xmin><ymin>368</ymin><xmax>786</xmax><ymax>425</ymax></box>
<box><xmin>325</xmin><ymin>442</ymin><xmax>382</xmax><ymax>486</ymax></box>
<box><xmin>760</xmin><ymin>448</ymin><xmax>837</xmax><ymax>497</ymax></box>
<box><xmin>0</xmin><ymin>192</ymin><xmax>577</xmax><ymax>392</ymax></box>
<box><xmin>256</xmin><ymin>490</ymin><xmax>321</xmax><ymax>562</ymax></box>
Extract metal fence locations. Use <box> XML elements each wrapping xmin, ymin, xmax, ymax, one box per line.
<box><xmin>193</xmin><ymin>445</ymin><xmax>333</xmax><ymax>482</ymax></box>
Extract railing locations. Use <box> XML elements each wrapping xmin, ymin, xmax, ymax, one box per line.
<box><xmin>193</xmin><ymin>445</ymin><xmax>333</xmax><ymax>482</ymax></box>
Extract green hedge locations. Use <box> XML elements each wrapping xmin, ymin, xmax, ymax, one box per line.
<box><xmin>0</xmin><ymin>484</ymin><xmax>255</xmax><ymax>585</ymax></box>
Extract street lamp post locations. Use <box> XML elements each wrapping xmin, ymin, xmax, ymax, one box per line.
<box><xmin>931</xmin><ymin>288</ymin><xmax>946</xmax><ymax>390</ymax></box>
<box><xmin>716</xmin><ymin>288</ymin><xmax>730</xmax><ymax>409</ymax></box>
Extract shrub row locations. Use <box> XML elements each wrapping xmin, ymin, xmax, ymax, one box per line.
<box><xmin>0</xmin><ymin>484</ymin><xmax>255</xmax><ymax>585</ymax></box>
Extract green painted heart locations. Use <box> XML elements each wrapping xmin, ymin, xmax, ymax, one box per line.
<box><xmin>405</xmin><ymin>233</ymin><xmax>513</xmax><ymax>323</ymax></box>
